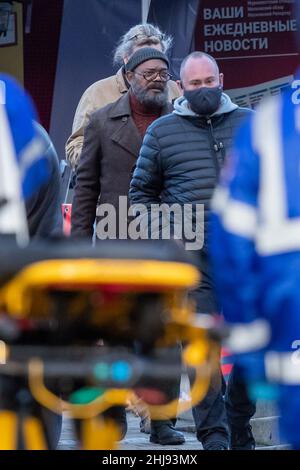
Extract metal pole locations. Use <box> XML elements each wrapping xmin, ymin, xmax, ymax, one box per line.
<box><xmin>141</xmin><ymin>0</ymin><xmax>151</xmax><ymax>23</ymax></box>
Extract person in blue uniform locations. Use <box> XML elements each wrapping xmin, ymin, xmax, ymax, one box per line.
<box><xmin>0</xmin><ymin>73</ymin><xmax>61</xmax><ymax>239</ymax></box>
<box><xmin>0</xmin><ymin>73</ymin><xmax>62</xmax><ymax>448</ymax></box>
<box><xmin>210</xmin><ymin>5</ymin><xmax>300</xmax><ymax>449</ymax></box>
<box><xmin>0</xmin><ymin>74</ymin><xmax>49</xmax><ymax>199</ymax></box>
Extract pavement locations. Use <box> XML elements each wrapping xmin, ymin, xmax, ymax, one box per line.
<box><xmin>57</xmin><ymin>412</ymin><xmax>202</xmax><ymax>451</ymax></box>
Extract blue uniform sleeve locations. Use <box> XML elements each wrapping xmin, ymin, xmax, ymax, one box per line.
<box><xmin>210</xmin><ymin>116</ymin><xmax>260</xmax><ymax>325</ymax></box>
<box><xmin>0</xmin><ymin>74</ymin><xmax>49</xmax><ymax>199</ymax></box>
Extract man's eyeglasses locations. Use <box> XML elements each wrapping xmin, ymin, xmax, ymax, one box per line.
<box><xmin>134</xmin><ymin>70</ymin><xmax>172</xmax><ymax>82</ymax></box>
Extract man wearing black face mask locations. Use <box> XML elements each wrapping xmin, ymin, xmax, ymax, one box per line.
<box><xmin>130</xmin><ymin>51</ymin><xmax>255</xmax><ymax>450</ymax></box>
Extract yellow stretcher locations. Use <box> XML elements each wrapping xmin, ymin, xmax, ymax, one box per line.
<box><xmin>0</xmin><ymin>239</ymin><xmax>222</xmax><ymax>449</ymax></box>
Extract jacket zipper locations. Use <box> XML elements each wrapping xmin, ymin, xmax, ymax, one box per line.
<box><xmin>207</xmin><ymin>118</ymin><xmax>224</xmax><ymax>178</ymax></box>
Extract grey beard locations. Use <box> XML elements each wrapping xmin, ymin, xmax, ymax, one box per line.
<box><xmin>133</xmin><ymin>86</ymin><xmax>168</xmax><ymax>108</ymax></box>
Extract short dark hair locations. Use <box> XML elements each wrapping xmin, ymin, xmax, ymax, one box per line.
<box><xmin>180</xmin><ymin>52</ymin><xmax>219</xmax><ymax>80</ymax></box>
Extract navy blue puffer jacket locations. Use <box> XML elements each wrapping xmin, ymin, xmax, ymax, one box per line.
<box><xmin>129</xmin><ymin>94</ymin><xmax>252</xmax><ymax>249</ymax></box>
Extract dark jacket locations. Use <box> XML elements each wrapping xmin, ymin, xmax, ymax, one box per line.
<box><xmin>129</xmin><ymin>94</ymin><xmax>252</xmax><ymax>312</ymax></box>
<box><xmin>130</xmin><ymin>94</ymin><xmax>252</xmax><ymax>245</ymax></box>
<box><xmin>26</xmin><ymin>123</ymin><xmax>62</xmax><ymax>238</ymax></box>
<box><xmin>71</xmin><ymin>92</ymin><xmax>172</xmax><ymax>239</ymax></box>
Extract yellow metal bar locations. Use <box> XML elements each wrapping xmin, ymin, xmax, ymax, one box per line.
<box><xmin>0</xmin><ymin>340</ymin><xmax>9</xmax><ymax>365</ymax></box>
<box><xmin>81</xmin><ymin>418</ymin><xmax>120</xmax><ymax>450</ymax></box>
<box><xmin>28</xmin><ymin>343</ymin><xmax>214</xmax><ymax>422</ymax></box>
<box><xmin>0</xmin><ymin>259</ymin><xmax>199</xmax><ymax>316</ymax></box>
<box><xmin>147</xmin><ymin>362</ymin><xmax>211</xmax><ymax>420</ymax></box>
<box><xmin>23</xmin><ymin>416</ymin><xmax>47</xmax><ymax>450</ymax></box>
<box><xmin>0</xmin><ymin>411</ymin><xmax>18</xmax><ymax>450</ymax></box>
<box><xmin>28</xmin><ymin>359</ymin><xmax>131</xmax><ymax>419</ymax></box>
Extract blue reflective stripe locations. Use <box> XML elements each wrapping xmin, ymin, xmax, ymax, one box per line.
<box><xmin>281</xmin><ymin>89</ymin><xmax>300</xmax><ymax>219</ymax></box>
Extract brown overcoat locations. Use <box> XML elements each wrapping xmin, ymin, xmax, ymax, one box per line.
<box><xmin>66</xmin><ymin>67</ymin><xmax>180</xmax><ymax>168</ymax></box>
<box><xmin>71</xmin><ymin>92</ymin><xmax>172</xmax><ymax>238</ymax></box>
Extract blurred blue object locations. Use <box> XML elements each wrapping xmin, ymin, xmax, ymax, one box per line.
<box><xmin>248</xmin><ymin>382</ymin><xmax>280</xmax><ymax>402</ymax></box>
<box><xmin>0</xmin><ymin>73</ymin><xmax>50</xmax><ymax>200</ymax></box>
<box><xmin>111</xmin><ymin>361</ymin><xmax>132</xmax><ymax>383</ymax></box>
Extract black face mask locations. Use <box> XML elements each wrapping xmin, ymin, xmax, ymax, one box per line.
<box><xmin>184</xmin><ymin>86</ymin><xmax>222</xmax><ymax>116</ymax></box>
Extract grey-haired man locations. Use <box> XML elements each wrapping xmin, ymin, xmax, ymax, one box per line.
<box><xmin>71</xmin><ymin>48</ymin><xmax>184</xmax><ymax>446</ymax></box>
<box><xmin>65</xmin><ymin>23</ymin><xmax>180</xmax><ymax>169</ymax></box>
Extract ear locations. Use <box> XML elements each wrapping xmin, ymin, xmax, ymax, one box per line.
<box><xmin>176</xmin><ymin>79</ymin><xmax>184</xmax><ymax>96</ymax></box>
<box><xmin>126</xmin><ymin>71</ymin><xmax>134</xmax><ymax>84</ymax></box>
<box><xmin>219</xmin><ymin>73</ymin><xmax>224</xmax><ymax>88</ymax></box>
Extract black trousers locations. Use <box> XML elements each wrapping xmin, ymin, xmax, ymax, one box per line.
<box><xmin>225</xmin><ymin>365</ymin><xmax>257</xmax><ymax>429</ymax></box>
<box><xmin>192</xmin><ymin>365</ymin><xmax>256</xmax><ymax>445</ymax></box>
<box><xmin>190</xmin><ymin>250</ymin><xmax>256</xmax><ymax>445</ymax></box>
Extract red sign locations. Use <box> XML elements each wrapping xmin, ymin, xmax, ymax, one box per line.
<box><xmin>195</xmin><ymin>0</ymin><xmax>299</xmax><ymax>93</ymax></box>
<box><xmin>62</xmin><ymin>203</ymin><xmax>72</xmax><ymax>237</ymax></box>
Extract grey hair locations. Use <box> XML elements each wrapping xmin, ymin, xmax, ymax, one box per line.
<box><xmin>180</xmin><ymin>51</ymin><xmax>219</xmax><ymax>80</ymax></box>
<box><xmin>113</xmin><ymin>23</ymin><xmax>172</xmax><ymax>66</ymax></box>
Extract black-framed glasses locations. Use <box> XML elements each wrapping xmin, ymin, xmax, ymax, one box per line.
<box><xmin>134</xmin><ymin>70</ymin><xmax>172</xmax><ymax>82</ymax></box>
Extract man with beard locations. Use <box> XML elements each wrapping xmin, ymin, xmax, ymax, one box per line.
<box><xmin>71</xmin><ymin>47</ymin><xmax>173</xmax><ymax>239</ymax></box>
<box><xmin>65</xmin><ymin>23</ymin><xmax>179</xmax><ymax>170</ymax></box>
<box><xmin>71</xmin><ymin>48</ymin><xmax>185</xmax><ymax>446</ymax></box>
